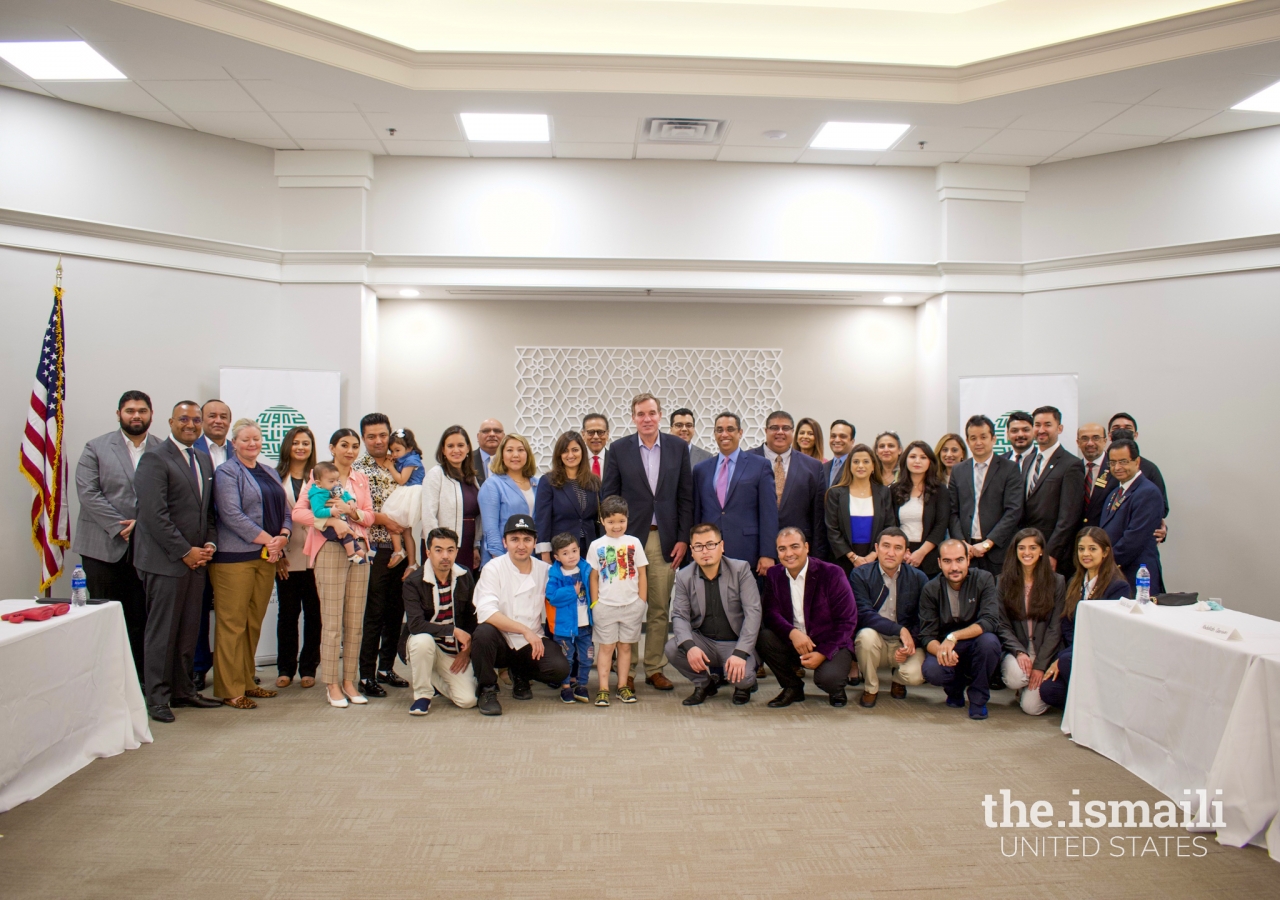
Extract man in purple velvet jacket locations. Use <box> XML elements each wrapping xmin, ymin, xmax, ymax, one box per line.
<box><xmin>756</xmin><ymin>527</ymin><xmax>858</xmax><ymax>708</ymax></box>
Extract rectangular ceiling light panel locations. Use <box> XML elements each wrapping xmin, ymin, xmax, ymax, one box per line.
<box><xmin>1233</xmin><ymin>81</ymin><xmax>1280</xmax><ymax>113</ymax></box>
<box><xmin>460</xmin><ymin>113</ymin><xmax>550</xmax><ymax>142</ymax></box>
<box><xmin>811</xmin><ymin>121</ymin><xmax>910</xmax><ymax>150</ymax></box>
<box><xmin>0</xmin><ymin>41</ymin><xmax>126</xmax><ymax>80</ymax></box>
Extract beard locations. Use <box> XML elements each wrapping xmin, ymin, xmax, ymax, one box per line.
<box><xmin>121</xmin><ymin>419</ymin><xmax>149</xmax><ymax>437</ymax></box>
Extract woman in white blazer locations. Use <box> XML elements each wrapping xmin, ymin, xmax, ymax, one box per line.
<box><xmin>421</xmin><ymin>425</ymin><xmax>482</xmax><ymax>574</ymax></box>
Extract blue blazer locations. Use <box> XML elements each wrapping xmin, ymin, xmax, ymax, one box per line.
<box><xmin>1100</xmin><ymin>475</ymin><xmax>1164</xmax><ymax>594</ymax></box>
<box><xmin>533</xmin><ymin>477</ymin><xmax>601</xmax><ymax>556</ymax></box>
<box><xmin>747</xmin><ymin>446</ymin><xmax>830</xmax><ymax>560</ymax></box>
<box><xmin>848</xmin><ymin>561</ymin><xmax>929</xmax><ymax>642</ymax></box>
<box><xmin>693</xmin><ymin>451</ymin><xmax>779</xmax><ymax>564</ymax></box>
<box><xmin>478</xmin><ymin>473</ymin><xmax>539</xmax><ymax>564</ymax></box>
<box><xmin>1059</xmin><ymin>575</ymin><xmax>1130</xmax><ymax>649</ymax></box>
<box><xmin>599</xmin><ymin>432</ymin><xmax>694</xmax><ymax>563</ymax></box>
<box><xmin>212</xmin><ymin>456</ymin><xmax>291</xmax><ymax>556</ymax></box>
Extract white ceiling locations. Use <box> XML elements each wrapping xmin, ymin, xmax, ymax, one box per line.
<box><xmin>2</xmin><ymin>0</ymin><xmax>1280</xmax><ymax>166</ymax></box>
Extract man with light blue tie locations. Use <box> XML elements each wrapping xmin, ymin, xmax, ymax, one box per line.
<box><xmin>824</xmin><ymin>420</ymin><xmax>855</xmax><ymax>489</ymax></box>
<box><xmin>692</xmin><ymin>412</ymin><xmax>779</xmax><ymax>577</ymax></box>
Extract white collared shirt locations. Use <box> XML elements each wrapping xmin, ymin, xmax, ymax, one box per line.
<box><xmin>879</xmin><ymin>563</ymin><xmax>899</xmax><ymax>621</ymax></box>
<box><xmin>970</xmin><ymin>456</ymin><xmax>991</xmax><ymax>540</ymax></box>
<box><xmin>763</xmin><ymin>445</ymin><xmax>791</xmax><ymax>477</ymax></box>
<box><xmin>1028</xmin><ymin>441</ymin><xmax>1059</xmax><ymax>491</ymax></box>
<box><xmin>474</xmin><ymin>553</ymin><xmax>551</xmax><ymax>650</ymax></box>
<box><xmin>206</xmin><ymin>439</ymin><xmax>228</xmax><ymax>470</ymax></box>
<box><xmin>1083</xmin><ymin>455</ymin><xmax>1103</xmax><ymax>488</ymax></box>
<box><xmin>1118</xmin><ymin>470</ymin><xmax>1143</xmax><ymax>493</ymax></box>
<box><xmin>121</xmin><ymin>430</ymin><xmax>147</xmax><ymax>470</ymax></box>
<box><xmin>787</xmin><ymin>560</ymin><xmax>808</xmax><ymax>633</ymax></box>
<box><xmin>169</xmin><ymin>434</ymin><xmax>202</xmax><ymax>497</ymax></box>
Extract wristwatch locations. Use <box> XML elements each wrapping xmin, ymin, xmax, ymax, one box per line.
<box><xmin>944</xmin><ymin>632</ymin><xmax>956</xmax><ymax>643</ymax></box>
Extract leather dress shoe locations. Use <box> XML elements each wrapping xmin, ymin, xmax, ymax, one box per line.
<box><xmin>891</xmin><ymin>683</ymin><xmax>907</xmax><ymax>699</ymax></box>
<box><xmin>377</xmin><ymin>670</ymin><xmax>409</xmax><ymax>688</ymax></box>
<box><xmin>683</xmin><ymin>682</ymin><xmax>719</xmax><ymax>706</ymax></box>
<box><xmin>847</xmin><ymin>674</ymin><xmax>864</xmax><ymax>687</ymax></box>
<box><xmin>858</xmin><ymin>691</ymin><xmax>877</xmax><ymax>708</ymax></box>
<box><xmin>645</xmin><ymin>672</ymin><xmax>675</xmax><ymax>691</ymax></box>
<box><xmin>358</xmin><ymin>679</ymin><xmax>387</xmax><ymax>698</ymax></box>
<box><xmin>829</xmin><ymin>689</ymin><xmax>849</xmax><ymax>708</ymax></box>
<box><xmin>192</xmin><ymin>671</ymin><xmax>207</xmax><ymax>691</ymax></box>
<box><xmin>732</xmin><ymin>687</ymin><xmax>751</xmax><ymax>705</ymax></box>
<box><xmin>756</xmin><ymin>665</ymin><xmax>768</xmax><ymax>680</ymax></box>
<box><xmin>767</xmin><ymin>687</ymin><xmax>806</xmax><ymax>708</ymax></box>
<box><xmin>172</xmin><ymin>693</ymin><xmax>222</xmax><ymax>709</ymax></box>
<box><xmin>149</xmin><ymin>705</ymin><xmax>175</xmax><ymax>723</ymax></box>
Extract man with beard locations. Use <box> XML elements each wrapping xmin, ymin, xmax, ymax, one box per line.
<box><xmin>73</xmin><ymin>390</ymin><xmax>164</xmax><ymax>676</ymax></box>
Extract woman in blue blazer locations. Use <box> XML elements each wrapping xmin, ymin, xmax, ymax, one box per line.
<box><xmin>535</xmin><ymin>431</ymin><xmax>601</xmax><ymax>562</ymax></box>
<box><xmin>477</xmin><ymin>434</ymin><xmax>540</xmax><ymax>564</ymax></box>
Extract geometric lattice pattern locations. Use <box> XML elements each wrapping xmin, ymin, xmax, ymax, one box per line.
<box><xmin>515</xmin><ymin>347</ymin><xmax>783</xmax><ymax>468</ymax></box>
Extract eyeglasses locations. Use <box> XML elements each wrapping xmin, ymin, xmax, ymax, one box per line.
<box><xmin>478</xmin><ymin>428</ymin><xmax>504</xmax><ymax>435</ymax></box>
<box><xmin>766</xmin><ymin>424</ymin><xmax>794</xmax><ymax>434</ymax></box>
<box><xmin>689</xmin><ymin>540</ymin><xmax>721</xmax><ymax>552</ymax></box>
<box><xmin>176</xmin><ymin>416</ymin><xmax>202</xmax><ymax>425</ymax></box>
<box><xmin>583</xmin><ymin>429</ymin><xmax>607</xmax><ymax>437</ymax></box>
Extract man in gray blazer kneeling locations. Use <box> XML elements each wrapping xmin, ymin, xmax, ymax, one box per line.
<box><xmin>665</xmin><ymin>523</ymin><xmax>762</xmax><ymax>706</ymax></box>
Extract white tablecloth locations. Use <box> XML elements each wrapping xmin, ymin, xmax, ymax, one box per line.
<box><xmin>1206</xmin><ymin>652</ymin><xmax>1280</xmax><ymax>859</ymax></box>
<box><xmin>1063</xmin><ymin>601</ymin><xmax>1280</xmax><ymax>857</ymax></box>
<box><xmin>0</xmin><ymin>598</ymin><xmax>152</xmax><ymax>812</ymax></box>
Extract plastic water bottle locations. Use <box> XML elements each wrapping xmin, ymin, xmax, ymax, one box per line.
<box><xmin>1135</xmin><ymin>565</ymin><xmax>1151</xmax><ymax>604</ymax></box>
<box><xmin>71</xmin><ymin>565</ymin><xmax>88</xmax><ymax>607</ymax></box>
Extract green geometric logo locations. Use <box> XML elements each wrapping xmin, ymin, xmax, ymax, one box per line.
<box><xmin>993</xmin><ymin>411</ymin><xmax>1014</xmax><ymax>457</ymax></box>
<box><xmin>255</xmin><ymin>404</ymin><xmax>308</xmax><ymax>461</ymax></box>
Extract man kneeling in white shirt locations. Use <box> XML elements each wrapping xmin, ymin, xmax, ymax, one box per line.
<box><xmin>470</xmin><ymin>514</ymin><xmax>571</xmax><ymax>716</ymax></box>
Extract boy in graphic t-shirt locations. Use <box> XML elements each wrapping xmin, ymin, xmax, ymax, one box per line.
<box><xmin>586</xmin><ymin>495</ymin><xmax>647</xmax><ymax>707</ymax></box>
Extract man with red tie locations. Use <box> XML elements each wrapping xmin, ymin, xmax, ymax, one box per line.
<box><xmin>582</xmin><ymin>413</ymin><xmax>609</xmax><ymax>479</ymax></box>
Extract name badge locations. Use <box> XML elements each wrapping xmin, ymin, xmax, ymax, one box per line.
<box><xmin>1199</xmin><ymin>622</ymin><xmax>1242</xmax><ymax>642</ymax></box>
<box><xmin>1094</xmin><ymin>475</ymin><xmax>1109</xmax><ymax>488</ymax></box>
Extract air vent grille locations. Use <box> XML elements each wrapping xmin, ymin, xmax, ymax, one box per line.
<box><xmin>645</xmin><ymin>118</ymin><xmax>726</xmax><ymax>143</ymax></box>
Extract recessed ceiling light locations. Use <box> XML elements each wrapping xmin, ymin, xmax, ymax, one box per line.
<box><xmin>460</xmin><ymin>113</ymin><xmax>550</xmax><ymax>142</ymax></box>
<box><xmin>1233</xmin><ymin>80</ymin><xmax>1280</xmax><ymax>113</ymax></box>
<box><xmin>883</xmin><ymin>295</ymin><xmax>904</xmax><ymax>305</ymax></box>
<box><xmin>0</xmin><ymin>41</ymin><xmax>126</xmax><ymax>81</ymax></box>
<box><xmin>398</xmin><ymin>288</ymin><xmax>421</xmax><ymax>298</ymax></box>
<box><xmin>811</xmin><ymin>122</ymin><xmax>910</xmax><ymax>151</ymax></box>
<box><xmin>763</xmin><ymin>130</ymin><xmax>788</xmax><ymax>140</ymax></box>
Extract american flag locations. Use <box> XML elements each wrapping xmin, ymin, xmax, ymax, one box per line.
<box><xmin>20</xmin><ymin>266</ymin><xmax>70</xmax><ymax>592</ymax></box>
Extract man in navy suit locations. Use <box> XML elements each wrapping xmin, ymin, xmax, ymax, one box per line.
<box><xmin>601</xmin><ymin>393</ymin><xmax>694</xmax><ymax>691</ymax></box>
<box><xmin>190</xmin><ymin>398</ymin><xmax>232</xmax><ymax>690</ymax></box>
<box><xmin>1100</xmin><ymin>438</ymin><xmax>1164</xmax><ymax>593</ymax></box>
<box><xmin>748</xmin><ymin>410</ymin><xmax>829</xmax><ymax>561</ymax></box>
<box><xmin>822</xmin><ymin>419</ymin><xmax>855</xmax><ymax>489</ymax></box>
<box><xmin>692</xmin><ymin>412</ymin><xmax>778</xmax><ymax>577</ymax></box>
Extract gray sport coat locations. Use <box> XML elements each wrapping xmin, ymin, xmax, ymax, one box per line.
<box><xmin>670</xmin><ymin>555</ymin><xmax>762</xmax><ymax>659</ymax></box>
<box><xmin>73</xmin><ymin>430</ymin><xmax>164</xmax><ymax>563</ymax></box>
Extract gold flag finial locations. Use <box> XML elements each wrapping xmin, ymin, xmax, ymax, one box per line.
<box><xmin>55</xmin><ymin>256</ymin><xmax>62</xmax><ymax>287</ymax></box>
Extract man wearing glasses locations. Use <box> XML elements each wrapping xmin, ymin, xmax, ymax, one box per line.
<box><xmin>665</xmin><ymin>524</ymin><xmax>761</xmax><ymax>706</ymax></box>
<box><xmin>668</xmin><ymin>408</ymin><xmax>713</xmax><ymax>467</ymax></box>
<box><xmin>692</xmin><ymin>412</ymin><xmax>779</xmax><ymax>578</ymax></box>
<box><xmin>473</xmin><ymin>419</ymin><xmax>505</xmax><ymax>486</ymax></box>
<box><xmin>748</xmin><ymin>410</ymin><xmax>829</xmax><ymax>561</ymax></box>
<box><xmin>581</xmin><ymin>413</ymin><xmax>610</xmax><ymax>478</ymax></box>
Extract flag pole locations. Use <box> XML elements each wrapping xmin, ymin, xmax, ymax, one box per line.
<box><xmin>45</xmin><ymin>259</ymin><xmax>62</xmax><ymax>599</ymax></box>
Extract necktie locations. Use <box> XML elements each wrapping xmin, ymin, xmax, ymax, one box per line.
<box><xmin>773</xmin><ymin>454</ymin><xmax>786</xmax><ymax>503</ymax></box>
<box><xmin>1084</xmin><ymin>463</ymin><xmax>1095</xmax><ymax>501</ymax></box>
<box><xmin>716</xmin><ymin>457</ymin><xmax>730</xmax><ymax>507</ymax></box>
<box><xmin>1028</xmin><ymin>454</ymin><xmax>1043</xmax><ymax>495</ymax></box>
<box><xmin>187</xmin><ymin>447</ymin><xmax>201</xmax><ymax>497</ymax></box>
<box><xmin>592</xmin><ymin>455</ymin><xmax>601</xmax><ymax>477</ymax></box>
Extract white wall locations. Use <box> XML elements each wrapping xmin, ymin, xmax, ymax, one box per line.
<box><xmin>376</xmin><ymin>297</ymin><xmax>918</xmax><ymax>461</ymax></box>
<box><xmin>948</xmin><ymin>271</ymin><xmax>1280</xmax><ymax>617</ymax></box>
<box><xmin>370</xmin><ymin>156</ymin><xmax>939</xmax><ymax>263</ymax></box>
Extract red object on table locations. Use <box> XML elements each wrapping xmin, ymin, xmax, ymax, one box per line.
<box><xmin>2</xmin><ymin>603</ymin><xmax>70</xmax><ymax>623</ymax></box>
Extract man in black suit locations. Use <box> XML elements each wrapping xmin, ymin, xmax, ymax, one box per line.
<box><xmin>948</xmin><ymin>415</ymin><xmax>1023</xmax><ymax>574</ymax></box>
<box><xmin>823</xmin><ymin>419</ymin><xmax>855</xmax><ymax>489</ymax></box>
<box><xmin>1108</xmin><ymin>413</ymin><xmax>1169</xmax><ymax>522</ymax></box>
<box><xmin>1004</xmin><ymin>410</ymin><xmax>1037</xmax><ymax>476</ymax></box>
<box><xmin>132</xmin><ymin>401</ymin><xmax>221</xmax><ymax>722</ymax></box>
<box><xmin>601</xmin><ymin>392</ymin><xmax>694</xmax><ymax>691</ymax></box>
<box><xmin>748</xmin><ymin>410</ymin><xmax>829</xmax><ymax>560</ymax></box>
<box><xmin>472</xmin><ymin>419</ymin><xmax>505</xmax><ymax>486</ymax></box>
<box><xmin>1077</xmin><ymin>422</ymin><xmax>1111</xmax><ymax>531</ymax></box>
<box><xmin>1021</xmin><ymin>406</ymin><xmax>1085</xmax><ymax>574</ymax></box>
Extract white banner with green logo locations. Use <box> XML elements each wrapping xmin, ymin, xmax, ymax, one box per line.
<box><xmin>958</xmin><ymin>374</ymin><xmax>1078</xmax><ymax>456</ymax></box>
<box><xmin>219</xmin><ymin>367</ymin><xmax>342</xmax><ymax>664</ymax></box>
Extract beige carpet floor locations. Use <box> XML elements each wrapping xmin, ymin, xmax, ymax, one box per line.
<box><xmin>2</xmin><ymin>653</ymin><xmax>1277</xmax><ymax>900</ymax></box>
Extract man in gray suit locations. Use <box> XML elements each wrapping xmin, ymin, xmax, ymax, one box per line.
<box><xmin>669</xmin><ymin>408</ymin><xmax>713</xmax><ymax>467</ymax></box>
<box><xmin>73</xmin><ymin>390</ymin><xmax>164</xmax><ymax>674</ymax></box>
<box><xmin>133</xmin><ymin>400</ymin><xmax>221</xmax><ymax>722</ymax></box>
<box><xmin>665</xmin><ymin>522</ymin><xmax>761</xmax><ymax>706</ymax></box>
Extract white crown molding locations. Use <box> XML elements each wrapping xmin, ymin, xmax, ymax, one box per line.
<box><xmin>937</xmin><ymin>188</ymin><xmax>1027</xmax><ymax>203</ymax></box>
<box><xmin>114</xmin><ymin>0</ymin><xmax>1280</xmax><ymax>103</ymax></box>
<box><xmin>276</xmin><ymin>175</ymin><xmax>371</xmax><ymax>189</ymax></box>
<box><xmin>3</xmin><ymin>207</ymin><xmax>1280</xmax><ymax>297</ymax></box>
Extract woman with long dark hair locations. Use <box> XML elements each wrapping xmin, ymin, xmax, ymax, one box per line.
<box><xmin>420</xmin><ymin>425</ymin><xmax>482</xmax><ymax>574</ymax></box>
<box><xmin>890</xmin><ymin>440</ymin><xmax>949</xmax><ymax>576</ymax></box>
<box><xmin>275</xmin><ymin>426</ymin><xmax>320</xmax><ymax>689</ymax></box>
<box><xmin>995</xmin><ymin>527</ymin><xmax>1065</xmax><ymax>715</ymax></box>
<box><xmin>1040</xmin><ymin>527</ymin><xmax>1129</xmax><ymax>710</ymax></box>
<box><xmin>794</xmin><ymin>418</ymin><xmax>825</xmax><ymax>463</ymax></box>
<box><xmin>535</xmin><ymin>430</ymin><xmax>602</xmax><ymax>563</ymax></box>
<box><xmin>824</xmin><ymin>443</ymin><xmax>892</xmax><ymax>574</ymax></box>
<box><xmin>933</xmin><ymin>433</ymin><xmax>967</xmax><ymax>484</ymax></box>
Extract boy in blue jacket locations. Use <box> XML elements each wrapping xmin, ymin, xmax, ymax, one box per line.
<box><xmin>545</xmin><ymin>532</ymin><xmax>593</xmax><ymax>703</ymax></box>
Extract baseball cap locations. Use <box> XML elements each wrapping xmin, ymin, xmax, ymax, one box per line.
<box><xmin>503</xmin><ymin>514</ymin><xmax>537</xmax><ymax>537</ymax></box>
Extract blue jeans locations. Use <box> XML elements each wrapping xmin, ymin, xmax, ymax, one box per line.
<box><xmin>556</xmin><ymin>629</ymin><xmax>594</xmax><ymax>686</ymax></box>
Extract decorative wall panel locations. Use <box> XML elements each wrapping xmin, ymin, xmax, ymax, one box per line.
<box><xmin>515</xmin><ymin>347</ymin><xmax>782</xmax><ymax>467</ymax></box>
